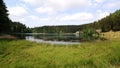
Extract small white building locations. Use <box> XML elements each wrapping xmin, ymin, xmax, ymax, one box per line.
<box><xmin>75</xmin><ymin>31</ymin><xmax>83</xmax><ymax>37</ymax></box>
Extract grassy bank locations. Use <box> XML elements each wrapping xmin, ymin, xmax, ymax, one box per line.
<box><xmin>102</xmin><ymin>31</ymin><xmax>120</xmax><ymax>40</ymax></box>
<box><xmin>0</xmin><ymin>39</ymin><xmax>120</xmax><ymax>68</ymax></box>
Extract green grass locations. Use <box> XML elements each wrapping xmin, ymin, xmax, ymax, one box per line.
<box><xmin>0</xmin><ymin>39</ymin><xmax>120</xmax><ymax>68</ymax></box>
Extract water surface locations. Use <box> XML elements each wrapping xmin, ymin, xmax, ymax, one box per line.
<box><xmin>26</xmin><ymin>36</ymin><xmax>80</xmax><ymax>45</ymax></box>
<box><xmin>13</xmin><ymin>33</ymin><xmax>81</xmax><ymax>45</ymax></box>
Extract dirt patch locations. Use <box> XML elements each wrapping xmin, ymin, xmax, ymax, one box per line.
<box><xmin>0</xmin><ymin>35</ymin><xmax>17</xmax><ymax>39</ymax></box>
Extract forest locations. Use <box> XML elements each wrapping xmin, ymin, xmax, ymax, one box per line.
<box><xmin>0</xmin><ymin>0</ymin><xmax>31</xmax><ymax>34</ymax></box>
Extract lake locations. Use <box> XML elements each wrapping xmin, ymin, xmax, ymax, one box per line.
<box><xmin>13</xmin><ymin>33</ymin><xmax>82</xmax><ymax>45</ymax></box>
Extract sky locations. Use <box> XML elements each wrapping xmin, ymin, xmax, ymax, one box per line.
<box><xmin>4</xmin><ymin>0</ymin><xmax>120</xmax><ymax>28</ymax></box>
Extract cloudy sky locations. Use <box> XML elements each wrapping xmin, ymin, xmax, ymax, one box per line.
<box><xmin>4</xmin><ymin>0</ymin><xmax>120</xmax><ymax>27</ymax></box>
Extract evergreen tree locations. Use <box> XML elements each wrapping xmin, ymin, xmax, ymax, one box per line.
<box><xmin>0</xmin><ymin>0</ymin><xmax>11</xmax><ymax>33</ymax></box>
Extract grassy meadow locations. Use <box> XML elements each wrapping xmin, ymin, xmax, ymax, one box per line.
<box><xmin>0</xmin><ymin>38</ymin><xmax>120</xmax><ymax>68</ymax></box>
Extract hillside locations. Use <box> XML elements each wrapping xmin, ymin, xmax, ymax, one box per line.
<box><xmin>32</xmin><ymin>10</ymin><xmax>120</xmax><ymax>33</ymax></box>
<box><xmin>98</xmin><ymin>10</ymin><xmax>120</xmax><ymax>32</ymax></box>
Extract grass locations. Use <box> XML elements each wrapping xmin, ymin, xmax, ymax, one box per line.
<box><xmin>102</xmin><ymin>31</ymin><xmax>120</xmax><ymax>40</ymax></box>
<box><xmin>0</xmin><ymin>39</ymin><xmax>120</xmax><ymax>68</ymax></box>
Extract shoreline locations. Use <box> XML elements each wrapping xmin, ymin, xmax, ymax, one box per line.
<box><xmin>0</xmin><ymin>34</ymin><xmax>17</xmax><ymax>39</ymax></box>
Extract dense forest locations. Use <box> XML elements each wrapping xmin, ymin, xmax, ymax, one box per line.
<box><xmin>32</xmin><ymin>10</ymin><xmax>120</xmax><ymax>33</ymax></box>
<box><xmin>0</xmin><ymin>0</ymin><xmax>30</xmax><ymax>34</ymax></box>
<box><xmin>99</xmin><ymin>10</ymin><xmax>120</xmax><ymax>32</ymax></box>
<box><xmin>31</xmin><ymin>25</ymin><xmax>88</xmax><ymax>33</ymax></box>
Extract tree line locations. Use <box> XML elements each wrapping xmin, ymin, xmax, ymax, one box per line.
<box><xmin>100</xmin><ymin>10</ymin><xmax>120</xmax><ymax>32</ymax></box>
<box><xmin>31</xmin><ymin>23</ymin><xmax>93</xmax><ymax>33</ymax></box>
<box><xmin>0</xmin><ymin>0</ymin><xmax>31</xmax><ymax>34</ymax></box>
<box><xmin>31</xmin><ymin>25</ymin><xmax>87</xmax><ymax>33</ymax></box>
<box><xmin>32</xmin><ymin>9</ymin><xmax>120</xmax><ymax>33</ymax></box>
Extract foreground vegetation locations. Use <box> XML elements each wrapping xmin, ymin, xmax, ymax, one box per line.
<box><xmin>0</xmin><ymin>39</ymin><xmax>120</xmax><ymax>68</ymax></box>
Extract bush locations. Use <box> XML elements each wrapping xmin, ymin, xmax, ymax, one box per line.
<box><xmin>82</xmin><ymin>28</ymin><xmax>100</xmax><ymax>41</ymax></box>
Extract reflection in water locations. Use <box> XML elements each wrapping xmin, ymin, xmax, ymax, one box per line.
<box><xmin>26</xmin><ymin>36</ymin><xmax>80</xmax><ymax>45</ymax></box>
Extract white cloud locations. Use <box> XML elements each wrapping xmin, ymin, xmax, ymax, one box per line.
<box><xmin>106</xmin><ymin>3</ymin><xmax>116</xmax><ymax>8</ymax></box>
<box><xmin>8</xmin><ymin>6</ymin><xmax>28</xmax><ymax>16</ymax></box>
<box><xmin>94</xmin><ymin>0</ymin><xmax>105</xmax><ymax>3</ymax></box>
<box><xmin>28</xmin><ymin>15</ymin><xmax>40</xmax><ymax>20</ymax></box>
<box><xmin>19</xmin><ymin>18</ymin><xmax>26</xmax><ymax>22</ymax></box>
<box><xmin>23</xmin><ymin>0</ymin><xmax>91</xmax><ymax>12</ymax></box>
<box><xmin>45</xmin><ymin>0</ymin><xmax>91</xmax><ymax>9</ymax></box>
<box><xmin>21</xmin><ymin>15</ymin><xmax>52</xmax><ymax>27</ymax></box>
<box><xmin>28</xmin><ymin>15</ymin><xmax>51</xmax><ymax>22</ymax></box>
<box><xmin>22</xmin><ymin>0</ymin><xmax>91</xmax><ymax>7</ymax></box>
<box><xmin>105</xmin><ymin>1</ymin><xmax>120</xmax><ymax>8</ymax></box>
<box><xmin>36</xmin><ymin>7</ymin><xmax>54</xmax><ymax>14</ymax></box>
<box><xmin>15</xmin><ymin>12</ymin><xmax>94</xmax><ymax>27</ymax></box>
<box><xmin>22</xmin><ymin>0</ymin><xmax>43</xmax><ymax>6</ymax></box>
<box><xmin>98</xmin><ymin>12</ymin><xmax>110</xmax><ymax>19</ymax></box>
<box><xmin>59</xmin><ymin>12</ymin><xmax>94</xmax><ymax>21</ymax></box>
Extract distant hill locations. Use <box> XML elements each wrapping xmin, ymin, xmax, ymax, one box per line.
<box><xmin>31</xmin><ymin>25</ymin><xmax>87</xmax><ymax>33</ymax></box>
<box><xmin>32</xmin><ymin>9</ymin><xmax>120</xmax><ymax>33</ymax></box>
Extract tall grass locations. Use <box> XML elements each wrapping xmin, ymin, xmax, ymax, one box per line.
<box><xmin>0</xmin><ymin>39</ymin><xmax>120</xmax><ymax>68</ymax></box>
<box><xmin>102</xmin><ymin>31</ymin><xmax>120</xmax><ymax>40</ymax></box>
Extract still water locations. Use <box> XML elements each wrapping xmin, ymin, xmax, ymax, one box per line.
<box><xmin>14</xmin><ymin>33</ymin><xmax>81</xmax><ymax>45</ymax></box>
<box><xmin>26</xmin><ymin>36</ymin><xmax>80</xmax><ymax>45</ymax></box>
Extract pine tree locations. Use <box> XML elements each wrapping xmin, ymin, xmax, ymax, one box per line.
<box><xmin>0</xmin><ymin>0</ymin><xmax>11</xmax><ymax>33</ymax></box>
